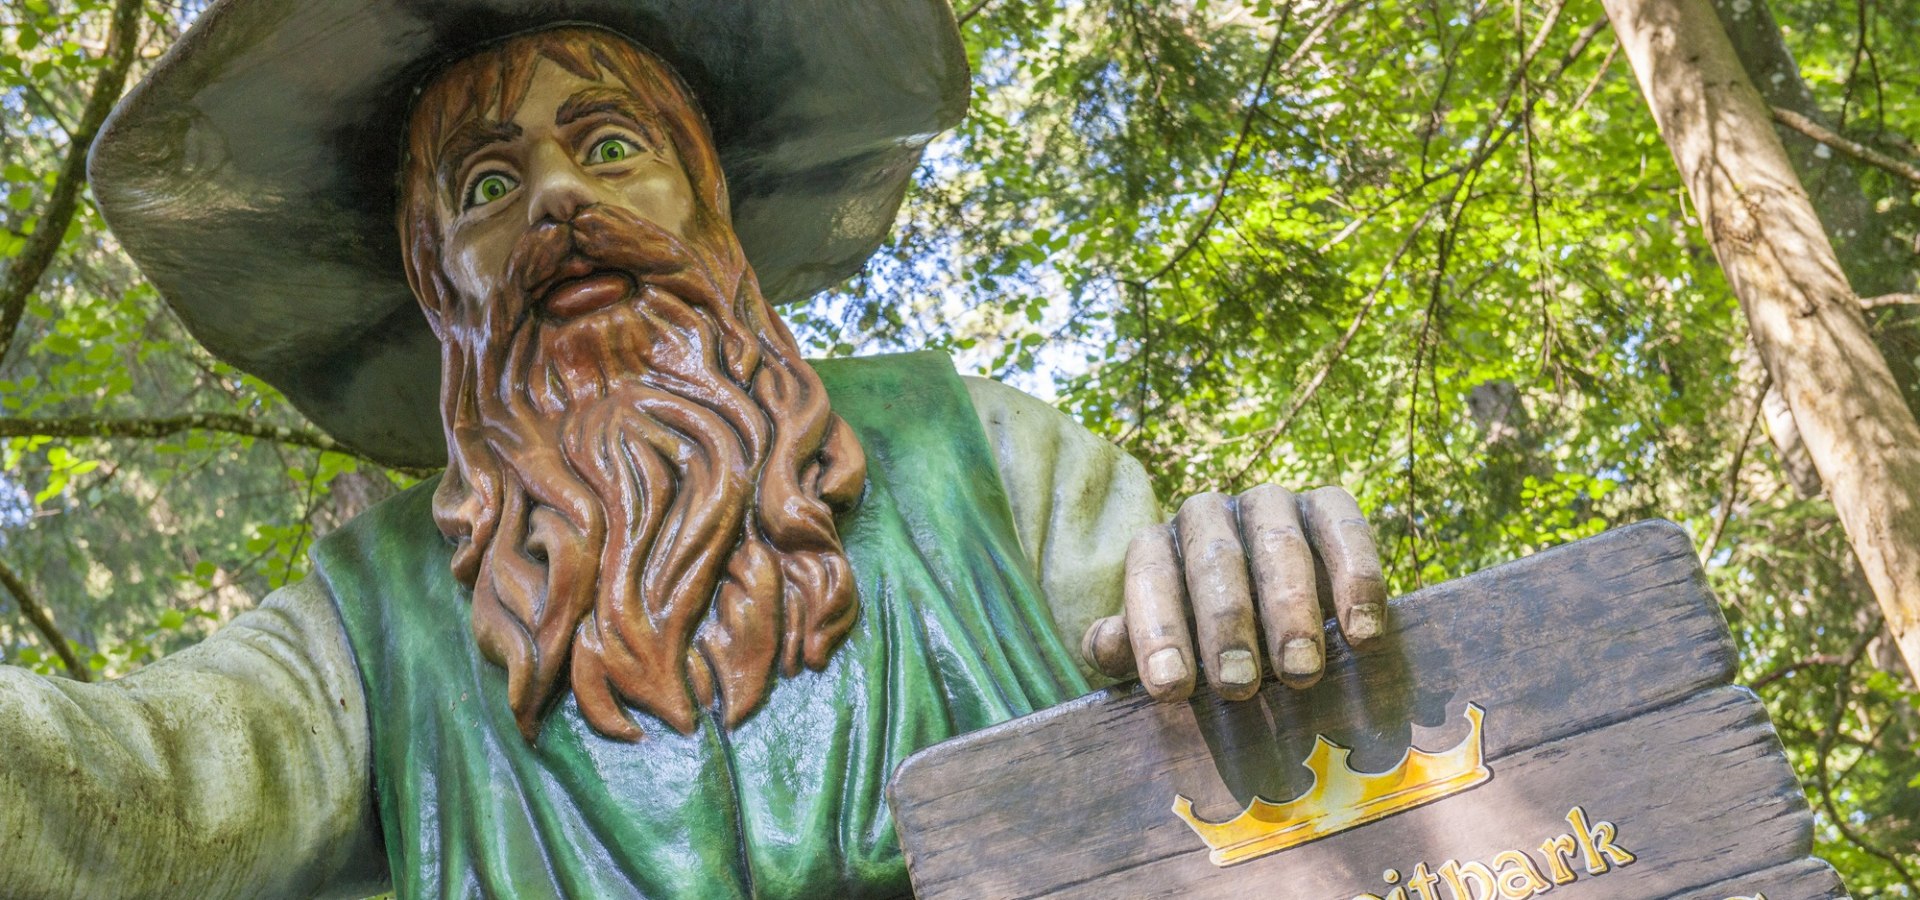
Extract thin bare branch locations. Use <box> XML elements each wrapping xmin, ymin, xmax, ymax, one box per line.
<box><xmin>19</xmin><ymin>83</ymin><xmax>76</xmax><ymax>138</ymax></box>
<box><xmin>0</xmin><ymin>413</ymin><xmax>344</xmax><ymax>453</ymax></box>
<box><xmin>0</xmin><ymin>0</ymin><xmax>146</xmax><ymax>366</ymax></box>
<box><xmin>1811</xmin><ymin>633</ymin><xmax>1920</xmax><ymax>895</ymax></box>
<box><xmin>1135</xmin><ymin>0</ymin><xmax>1362</xmax><ymax>288</ymax></box>
<box><xmin>1862</xmin><ymin>292</ymin><xmax>1920</xmax><ymax>309</ymax></box>
<box><xmin>1747</xmin><ymin>653</ymin><xmax>1849</xmax><ymax>690</ymax></box>
<box><xmin>1570</xmin><ymin>38</ymin><xmax>1620</xmax><ymax>114</ymax></box>
<box><xmin>1318</xmin><ymin>13</ymin><xmax>1607</xmax><ymax>254</ymax></box>
<box><xmin>0</xmin><ymin>558</ymin><xmax>91</xmax><ymax>682</ymax></box>
<box><xmin>1701</xmin><ymin>373</ymin><xmax>1769</xmax><ymax>565</ymax></box>
<box><xmin>1229</xmin><ymin>204</ymin><xmax>1443</xmax><ymax>487</ymax></box>
<box><xmin>1771</xmin><ymin>105</ymin><xmax>1920</xmax><ymax>189</ymax></box>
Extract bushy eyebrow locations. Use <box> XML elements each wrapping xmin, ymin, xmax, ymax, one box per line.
<box><xmin>437</xmin><ymin>119</ymin><xmax>522</xmax><ymax>200</ymax></box>
<box><xmin>555</xmin><ymin>87</ymin><xmax>654</xmax><ymax>130</ymax></box>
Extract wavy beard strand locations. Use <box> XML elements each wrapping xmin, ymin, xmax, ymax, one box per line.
<box><xmin>428</xmin><ymin>207</ymin><xmax>865</xmax><ymax>742</ymax></box>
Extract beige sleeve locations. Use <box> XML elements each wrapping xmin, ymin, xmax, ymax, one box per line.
<box><xmin>0</xmin><ymin>578</ymin><xmax>387</xmax><ymax>900</ymax></box>
<box><xmin>964</xmin><ymin>376</ymin><xmax>1163</xmax><ymax>683</ymax></box>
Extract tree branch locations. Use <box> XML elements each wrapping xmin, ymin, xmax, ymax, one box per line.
<box><xmin>1135</xmin><ymin>0</ymin><xmax>1360</xmax><ymax>288</ymax></box>
<box><xmin>1317</xmin><ymin>13</ymin><xmax>1606</xmax><ymax>254</ymax></box>
<box><xmin>0</xmin><ymin>0</ymin><xmax>146</xmax><ymax>367</ymax></box>
<box><xmin>19</xmin><ymin>82</ymin><xmax>77</xmax><ymax>139</ymax></box>
<box><xmin>1770</xmin><ymin>105</ymin><xmax>1920</xmax><ymax>190</ymax></box>
<box><xmin>1810</xmin><ymin>629</ymin><xmax>1920</xmax><ymax>895</ymax></box>
<box><xmin>1747</xmin><ymin>620</ymin><xmax>1873</xmax><ymax>693</ymax></box>
<box><xmin>1569</xmin><ymin>38</ymin><xmax>1620</xmax><ymax>114</ymax></box>
<box><xmin>1746</xmin><ymin>653</ymin><xmax>1848</xmax><ymax>690</ymax></box>
<box><xmin>1862</xmin><ymin>292</ymin><xmax>1920</xmax><ymax>309</ymax></box>
<box><xmin>1700</xmin><ymin>372</ymin><xmax>1768</xmax><ymax>565</ymax></box>
<box><xmin>1606</xmin><ymin>0</ymin><xmax>1920</xmax><ymax>681</ymax></box>
<box><xmin>1229</xmin><ymin>203</ymin><xmax>1443</xmax><ymax>487</ymax></box>
<box><xmin>1229</xmin><ymin>11</ymin><xmax>1605</xmax><ymax>488</ymax></box>
<box><xmin>0</xmin><ymin>414</ymin><xmax>438</xmax><ymax>477</ymax></box>
<box><xmin>0</xmin><ymin>413</ymin><xmax>347</xmax><ymax>453</ymax></box>
<box><xmin>0</xmin><ymin>558</ymin><xmax>91</xmax><ymax>682</ymax></box>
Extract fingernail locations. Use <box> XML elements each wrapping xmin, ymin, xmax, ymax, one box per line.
<box><xmin>1146</xmin><ymin>647</ymin><xmax>1188</xmax><ymax>687</ymax></box>
<box><xmin>1281</xmin><ymin>637</ymin><xmax>1322</xmax><ymax>675</ymax></box>
<box><xmin>1347</xmin><ymin>604</ymin><xmax>1384</xmax><ymax>642</ymax></box>
<box><xmin>1217</xmin><ymin>649</ymin><xmax>1256</xmax><ymax>685</ymax></box>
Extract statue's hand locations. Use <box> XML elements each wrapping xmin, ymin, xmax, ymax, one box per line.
<box><xmin>1080</xmin><ymin>485</ymin><xmax>1386</xmax><ymax>700</ymax></box>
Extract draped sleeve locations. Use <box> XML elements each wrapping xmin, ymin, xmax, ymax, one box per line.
<box><xmin>0</xmin><ymin>578</ymin><xmax>387</xmax><ymax>899</ymax></box>
<box><xmin>963</xmin><ymin>375</ymin><xmax>1164</xmax><ymax>682</ymax></box>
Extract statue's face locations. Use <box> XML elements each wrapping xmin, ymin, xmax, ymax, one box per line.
<box><xmin>431</xmin><ymin>58</ymin><xmax>699</xmax><ymax>320</ymax></box>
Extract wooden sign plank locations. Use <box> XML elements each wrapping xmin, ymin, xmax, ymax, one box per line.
<box><xmin>1676</xmin><ymin>858</ymin><xmax>1849</xmax><ymax>900</ymax></box>
<box><xmin>1055</xmin><ymin>687</ymin><xmax>1813</xmax><ymax>899</ymax></box>
<box><xmin>889</xmin><ymin>521</ymin><xmax>1844</xmax><ymax>899</ymax></box>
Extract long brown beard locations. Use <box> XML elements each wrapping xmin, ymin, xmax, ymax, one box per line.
<box><xmin>429</xmin><ymin>204</ymin><xmax>866</xmax><ymax>741</ymax></box>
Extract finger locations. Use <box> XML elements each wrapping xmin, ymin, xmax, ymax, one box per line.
<box><xmin>1300</xmin><ymin>486</ymin><xmax>1389</xmax><ymax>646</ymax></box>
<box><xmin>1238</xmin><ymin>484</ymin><xmax>1325</xmax><ymax>688</ymax></box>
<box><xmin>1124</xmin><ymin>525</ymin><xmax>1197</xmax><ymax>701</ymax></box>
<box><xmin>1081</xmin><ymin>615</ymin><xmax>1136</xmax><ymax>678</ymax></box>
<box><xmin>1175</xmin><ymin>492</ymin><xmax>1262</xmax><ymax>701</ymax></box>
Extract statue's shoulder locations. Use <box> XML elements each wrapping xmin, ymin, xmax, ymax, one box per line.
<box><xmin>312</xmin><ymin>474</ymin><xmax>446</xmax><ymax>584</ymax></box>
<box><xmin>810</xmin><ymin>349</ymin><xmax>960</xmax><ymax>396</ymax></box>
<box><xmin>809</xmin><ymin>350</ymin><xmax>976</xmax><ymax>434</ymax></box>
<box><xmin>336</xmin><ymin>474</ymin><xmax>441</xmax><ymax>535</ymax></box>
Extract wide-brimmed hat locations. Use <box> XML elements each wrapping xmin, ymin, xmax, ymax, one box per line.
<box><xmin>89</xmin><ymin>0</ymin><xmax>967</xmax><ymax>468</ymax></box>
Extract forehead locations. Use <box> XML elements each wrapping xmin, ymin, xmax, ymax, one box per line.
<box><xmin>417</xmin><ymin>29</ymin><xmax>672</xmax><ymax>125</ymax></box>
<box><xmin>425</xmin><ymin>56</ymin><xmax>650</xmax><ymax>135</ymax></box>
<box><xmin>508</xmin><ymin>60</ymin><xmax>629</xmax><ymax>125</ymax></box>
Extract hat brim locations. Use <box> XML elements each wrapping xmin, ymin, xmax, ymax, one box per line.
<box><xmin>89</xmin><ymin>0</ymin><xmax>967</xmax><ymax>468</ymax></box>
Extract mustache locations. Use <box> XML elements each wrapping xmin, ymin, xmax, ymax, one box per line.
<box><xmin>505</xmin><ymin>206</ymin><xmax>700</xmax><ymax>316</ymax></box>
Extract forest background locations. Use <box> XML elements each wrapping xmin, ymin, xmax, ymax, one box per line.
<box><xmin>1</xmin><ymin>0</ymin><xmax>1916</xmax><ymax>889</ymax></box>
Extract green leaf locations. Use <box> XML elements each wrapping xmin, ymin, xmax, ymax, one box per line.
<box><xmin>34</xmin><ymin>473</ymin><xmax>67</xmax><ymax>504</ymax></box>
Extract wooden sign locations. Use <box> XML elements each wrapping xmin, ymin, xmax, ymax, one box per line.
<box><xmin>888</xmin><ymin>521</ymin><xmax>1847</xmax><ymax>899</ymax></box>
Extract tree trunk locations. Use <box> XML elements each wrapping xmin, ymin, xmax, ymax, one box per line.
<box><xmin>1602</xmin><ymin>0</ymin><xmax>1920</xmax><ymax>676</ymax></box>
<box><xmin>1713</xmin><ymin>0</ymin><xmax>1920</xmax><ymax>500</ymax></box>
<box><xmin>1712</xmin><ymin>0</ymin><xmax>1916</xmax><ymax>300</ymax></box>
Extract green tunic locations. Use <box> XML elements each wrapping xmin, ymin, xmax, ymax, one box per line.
<box><xmin>313</xmin><ymin>352</ymin><xmax>1093</xmax><ymax>898</ymax></box>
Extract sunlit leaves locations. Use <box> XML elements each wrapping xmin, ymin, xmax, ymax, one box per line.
<box><xmin>0</xmin><ymin>0</ymin><xmax>404</xmax><ymax>682</ymax></box>
<box><xmin>785</xmin><ymin>0</ymin><xmax>1920</xmax><ymax>885</ymax></box>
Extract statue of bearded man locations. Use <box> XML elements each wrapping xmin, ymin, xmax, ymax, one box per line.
<box><xmin>0</xmin><ymin>3</ymin><xmax>1389</xmax><ymax>899</ymax></box>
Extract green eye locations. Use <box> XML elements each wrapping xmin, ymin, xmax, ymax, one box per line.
<box><xmin>465</xmin><ymin>172</ymin><xmax>517</xmax><ymax>209</ymax></box>
<box><xmin>587</xmin><ymin>137</ymin><xmax>639</xmax><ymax>164</ymax></box>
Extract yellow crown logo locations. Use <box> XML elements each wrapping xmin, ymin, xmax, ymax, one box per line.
<box><xmin>1173</xmin><ymin>703</ymin><xmax>1492</xmax><ymax>866</ymax></box>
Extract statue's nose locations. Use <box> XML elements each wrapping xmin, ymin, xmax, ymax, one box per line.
<box><xmin>525</xmin><ymin>141</ymin><xmax>594</xmax><ymax>226</ymax></box>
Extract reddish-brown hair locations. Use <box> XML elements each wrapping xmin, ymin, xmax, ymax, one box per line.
<box><xmin>393</xmin><ymin>27</ymin><xmax>867</xmax><ymax>741</ymax></box>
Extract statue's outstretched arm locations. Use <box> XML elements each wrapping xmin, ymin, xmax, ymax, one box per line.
<box><xmin>0</xmin><ymin>578</ymin><xmax>388</xmax><ymax>899</ymax></box>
